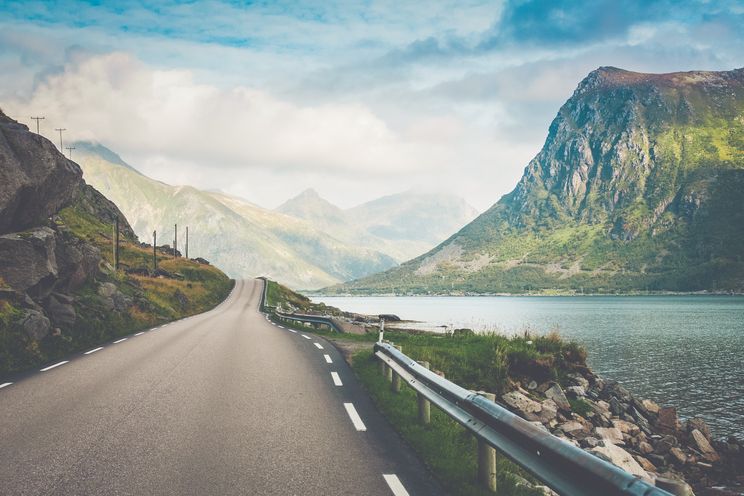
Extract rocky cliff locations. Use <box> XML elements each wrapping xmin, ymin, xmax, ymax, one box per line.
<box><xmin>330</xmin><ymin>67</ymin><xmax>744</xmax><ymax>294</ymax></box>
<box><xmin>0</xmin><ymin>110</ymin><xmax>232</xmax><ymax>375</ymax></box>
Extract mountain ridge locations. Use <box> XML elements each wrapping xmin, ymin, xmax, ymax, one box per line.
<box><xmin>327</xmin><ymin>66</ymin><xmax>744</xmax><ymax>294</ymax></box>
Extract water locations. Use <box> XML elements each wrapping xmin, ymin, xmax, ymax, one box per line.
<box><xmin>313</xmin><ymin>295</ymin><xmax>744</xmax><ymax>438</ymax></box>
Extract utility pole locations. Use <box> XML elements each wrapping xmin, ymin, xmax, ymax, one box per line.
<box><xmin>113</xmin><ymin>216</ymin><xmax>120</xmax><ymax>270</ymax></box>
<box><xmin>185</xmin><ymin>226</ymin><xmax>189</xmax><ymax>259</ymax></box>
<box><xmin>174</xmin><ymin>223</ymin><xmax>178</xmax><ymax>258</ymax></box>
<box><xmin>153</xmin><ymin>230</ymin><xmax>158</xmax><ymax>271</ymax></box>
<box><xmin>65</xmin><ymin>146</ymin><xmax>75</xmax><ymax>159</ymax></box>
<box><xmin>30</xmin><ymin>116</ymin><xmax>45</xmax><ymax>135</ymax></box>
<box><xmin>54</xmin><ymin>128</ymin><xmax>66</xmax><ymax>150</ymax></box>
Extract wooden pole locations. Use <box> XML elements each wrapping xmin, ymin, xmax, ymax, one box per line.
<box><xmin>185</xmin><ymin>226</ymin><xmax>189</xmax><ymax>259</ymax></box>
<box><xmin>153</xmin><ymin>230</ymin><xmax>157</xmax><ymax>271</ymax></box>
<box><xmin>174</xmin><ymin>223</ymin><xmax>178</xmax><ymax>258</ymax></box>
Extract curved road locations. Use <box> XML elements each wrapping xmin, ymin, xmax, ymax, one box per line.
<box><xmin>0</xmin><ymin>279</ymin><xmax>445</xmax><ymax>495</ymax></box>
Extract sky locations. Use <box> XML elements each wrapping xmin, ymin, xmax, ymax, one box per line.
<box><xmin>1</xmin><ymin>1</ymin><xmax>743</xmax><ymax>211</ymax></box>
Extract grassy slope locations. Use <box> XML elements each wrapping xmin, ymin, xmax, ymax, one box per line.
<box><xmin>264</xmin><ymin>279</ymin><xmax>585</xmax><ymax>495</ymax></box>
<box><xmin>0</xmin><ymin>199</ymin><xmax>233</xmax><ymax>376</ymax></box>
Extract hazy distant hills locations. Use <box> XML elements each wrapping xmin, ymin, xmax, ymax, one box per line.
<box><xmin>330</xmin><ymin>67</ymin><xmax>744</xmax><ymax>294</ymax></box>
<box><xmin>277</xmin><ymin>188</ymin><xmax>479</xmax><ymax>262</ymax></box>
<box><xmin>74</xmin><ymin>142</ymin><xmax>477</xmax><ymax>289</ymax></box>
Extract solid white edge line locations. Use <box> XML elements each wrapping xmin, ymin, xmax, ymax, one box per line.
<box><xmin>84</xmin><ymin>347</ymin><xmax>103</xmax><ymax>355</ymax></box>
<box><xmin>134</xmin><ymin>331</ymin><xmax>145</xmax><ymax>336</ymax></box>
<box><xmin>343</xmin><ymin>403</ymin><xmax>366</xmax><ymax>431</ymax></box>
<box><xmin>383</xmin><ymin>474</ymin><xmax>410</xmax><ymax>496</ymax></box>
<box><xmin>313</xmin><ymin>342</ymin><xmax>324</xmax><ymax>349</ymax></box>
<box><xmin>40</xmin><ymin>361</ymin><xmax>68</xmax><ymax>372</ymax></box>
<box><xmin>0</xmin><ymin>382</ymin><xmax>12</xmax><ymax>389</ymax></box>
<box><xmin>113</xmin><ymin>338</ymin><xmax>127</xmax><ymax>343</ymax></box>
<box><xmin>324</xmin><ymin>354</ymin><xmax>333</xmax><ymax>363</ymax></box>
<box><xmin>331</xmin><ymin>372</ymin><xmax>343</xmax><ymax>386</ymax></box>
<box><xmin>301</xmin><ymin>335</ymin><xmax>311</xmax><ymax>340</ymax></box>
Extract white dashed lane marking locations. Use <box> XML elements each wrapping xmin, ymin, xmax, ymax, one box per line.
<box><xmin>134</xmin><ymin>332</ymin><xmax>145</xmax><ymax>336</ymax></box>
<box><xmin>331</xmin><ymin>372</ymin><xmax>343</xmax><ymax>386</ymax></box>
<box><xmin>113</xmin><ymin>338</ymin><xmax>127</xmax><ymax>344</ymax></box>
<box><xmin>84</xmin><ymin>347</ymin><xmax>103</xmax><ymax>355</ymax></box>
<box><xmin>343</xmin><ymin>403</ymin><xmax>366</xmax><ymax>431</ymax></box>
<box><xmin>313</xmin><ymin>342</ymin><xmax>324</xmax><ymax>350</ymax></box>
<box><xmin>301</xmin><ymin>335</ymin><xmax>311</xmax><ymax>340</ymax></box>
<box><xmin>383</xmin><ymin>474</ymin><xmax>410</xmax><ymax>496</ymax></box>
<box><xmin>40</xmin><ymin>361</ymin><xmax>68</xmax><ymax>372</ymax></box>
<box><xmin>289</xmin><ymin>329</ymin><xmax>297</xmax><ymax>334</ymax></box>
<box><xmin>0</xmin><ymin>382</ymin><xmax>12</xmax><ymax>389</ymax></box>
<box><xmin>324</xmin><ymin>354</ymin><xmax>333</xmax><ymax>364</ymax></box>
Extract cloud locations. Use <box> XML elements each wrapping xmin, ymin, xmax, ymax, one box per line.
<box><xmin>4</xmin><ymin>52</ymin><xmax>429</xmax><ymax>176</ymax></box>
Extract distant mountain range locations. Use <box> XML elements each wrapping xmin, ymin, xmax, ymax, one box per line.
<box><xmin>328</xmin><ymin>67</ymin><xmax>744</xmax><ymax>294</ymax></box>
<box><xmin>74</xmin><ymin>143</ymin><xmax>477</xmax><ymax>289</ymax></box>
<box><xmin>277</xmin><ymin>188</ymin><xmax>478</xmax><ymax>262</ymax></box>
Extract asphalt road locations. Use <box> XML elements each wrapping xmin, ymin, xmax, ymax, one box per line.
<box><xmin>0</xmin><ymin>279</ymin><xmax>446</xmax><ymax>495</ymax></box>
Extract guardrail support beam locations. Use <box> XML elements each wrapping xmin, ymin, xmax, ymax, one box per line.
<box><xmin>477</xmin><ymin>392</ymin><xmax>498</xmax><ymax>493</ymax></box>
<box><xmin>391</xmin><ymin>345</ymin><xmax>402</xmax><ymax>392</ymax></box>
<box><xmin>417</xmin><ymin>361</ymin><xmax>431</xmax><ymax>424</ymax></box>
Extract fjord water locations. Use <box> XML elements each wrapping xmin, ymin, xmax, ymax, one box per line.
<box><xmin>314</xmin><ymin>295</ymin><xmax>744</xmax><ymax>438</ymax></box>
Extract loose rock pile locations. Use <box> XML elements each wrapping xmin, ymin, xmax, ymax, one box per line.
<box><xmin>499</xmin><ymin>370</ymin><xmax>744</xmax><ymax>493</ymax></box>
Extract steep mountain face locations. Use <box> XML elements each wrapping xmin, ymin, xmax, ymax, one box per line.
<box><xmin>75</xmin><ymin>146</ymin><xmax>397</xmax><ymax>289</ymax></box>
<box><xmin>277</xmin><ymin>189</ymin><xmax>479</xmax><ymax>262</ymax></box>
<box><xmin>330</xmin><ymin>67</ymin><xmax>744</xmax><ymax>294</ymax></box>
<box><xmin>0</xmin><ymin>111</ymin><xmax>232</xmax><ymax>375</ymax></box>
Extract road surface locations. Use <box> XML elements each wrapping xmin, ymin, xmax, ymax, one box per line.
<box><xmin>0</xmin><ymin>279</ymin><xmax>445</xmax><ymax>495</ymax></box>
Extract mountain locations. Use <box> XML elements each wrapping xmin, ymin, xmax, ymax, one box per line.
<box><xmin>0</xmin><ymin>110</ymin><xmax>232</xmax><ymax>375</ymax></box>
<box><xmin>277</xmin><ymin>189</ymin><xmax>479</xmax><ymax>262</ymax></box>
<box><xmin>74</xmin><ymin>145</ymin><xmax>396</xmax><ymax>289</ymax></box>
<box><xmin>328</xmin><ymin>67</ymin><xmax>744</xmax><ymax>294</ymax></box>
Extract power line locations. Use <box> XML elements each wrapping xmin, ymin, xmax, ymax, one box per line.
<box><xmin>65</xmin><ymin>146</ymin><xmax>75</xmax><ymax>159</ymax></box>
<box><xmin>30</xmin><ymin>116</ymin><xmax>45</xmax><ymax>135</ymax></box>
<box><xmin>54</xmin><ymin>128</ymin><xmax>66</xmax><ymax>150</ymax></box>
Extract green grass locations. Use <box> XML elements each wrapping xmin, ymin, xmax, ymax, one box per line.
<box><xmin>353</xmin><ymin>350</ymin><xmax>543</xmax><ymax>496</ymax></box>
<box><xmin>0</xmin><ymin>198</ymin><xmax>234</xmax><ymax>377</ymax></box>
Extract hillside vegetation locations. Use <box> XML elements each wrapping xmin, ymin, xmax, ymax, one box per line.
<box><xmin>329</xmin><ymin>67</ymin><xmax>744</xmax><ymax>294</ymax></box>
<box><xmin>0</xmin><ymin>111</ymin><xmax>232</xmax><ymax>376</ymax></box>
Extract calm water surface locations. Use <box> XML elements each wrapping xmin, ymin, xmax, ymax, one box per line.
<box><xmin>314</xmin><ymin>295</ymin><xmax>744</xmax><ymax>438</ymax></box>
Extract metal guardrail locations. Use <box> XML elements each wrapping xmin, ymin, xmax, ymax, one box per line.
<box><xmin>257</xmin><ymin>277</ymin><xmax>343</xmax><ymax>333</ymax></box>
<box><xmin>375</xmin><ymin>342</ymin><xmax>674</xmax><ymax>496</ymax></box>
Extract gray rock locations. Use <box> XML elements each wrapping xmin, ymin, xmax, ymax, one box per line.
<box><xmin>0</xmin><ymin>111</ymin><xmax>83</xmax><ymax>234</ymax></box>
<box><xmin>589</xmin><ymin>443</ymin><xmax>652</xmax><ymax>482</ymax></box>
<box><xmin>689</xmin><ymin>429</ymin><xmax>720</xmax><ymax>462</ymax></box>
<box><xmin>0</xmin><ymin>227</ymin><xmax>58</xmax><ymax>297</ymax></box>
<box><xmin>545</xmin><ymin>383</ymin><xmax>571</xmax><ymax>411</ymax></box>
<box><xmin>565</xmin><ymin>385</ymin><xmax>586</xmax><ymax>398</ymax></box>
<box><xmin>20</xmin><ymin>309</ymin><xmax>51</xmax><ymax>341</ymax></box>
<box><xmin>501</xmin><ymin>391</ymin><xmax>544</xmax><ymax>422</ymax></box>
<box><xmin>45</xmin><ymin>293</ymin><xmax>76</xmax><ymax>327</ymax></box>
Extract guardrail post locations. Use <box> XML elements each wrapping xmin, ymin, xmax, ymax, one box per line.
<box><xmin>391</xmin><ymin>345</ymin><xmax>402</xmax><ymax>392</ymax></box>
<box><xmin>385</xmin><ymin>343</ymin><xmax>394</xmax><ymax>383</ymax></box>
<box><xmin>477</xmin><ymin>392</ymin><xmax>498</xmax><ymax>493</ymax></box>
<box><xmin>417</xmin><ymin>361</ymin><xmax>431</xmax><ymax>424</ymax></box>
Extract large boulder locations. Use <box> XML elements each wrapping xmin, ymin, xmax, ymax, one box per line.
<box><xmin>590</xmin><ymin>443</ymin><xmax>652</xmax><ymax>482</ymax></box>
<box><xmin>19</xmin><ymin>308</ymin><xmax>51</xmax><ymax>341</ymax></box>
<box><xmin>0</xmin><ymin>112</ymin><xmax>83</xmax><ymax>234</ymax></box>
<box><xmin>0</xmin><ymin>227</ymin><xmax>58</xmax><ymax>297</ymax></box>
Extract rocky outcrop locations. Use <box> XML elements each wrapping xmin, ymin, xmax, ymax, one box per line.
<box><xmin>0</xmin><ymin>110</ymin><xmax>138</xmax><ymax>370</ymax></box>
<box><xmin>496</xmin><ymin>368</ymin><xmax>744</xmax><ymax>493</ymax></box>
<box><xmin>0</xmin><ymin>111</ymin><xmax>83</xmax><ymax>234</ymax></box>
